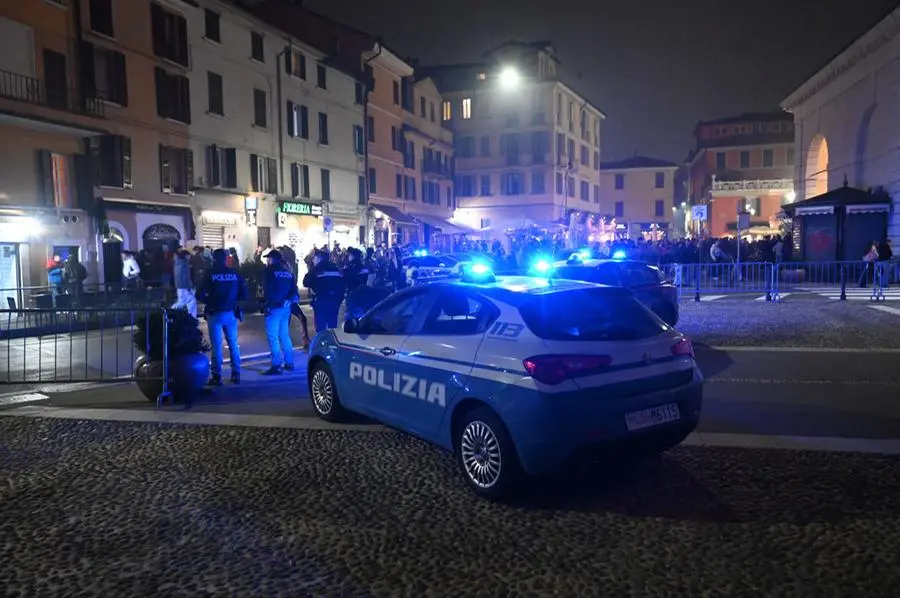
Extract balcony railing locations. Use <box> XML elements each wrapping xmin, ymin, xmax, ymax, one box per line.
<box><xmin>0</xmin><ymin>69</ymin><xmax>104</xmax><ymax>118</ymax></box>
<box><xmin>422</xmin><ymin>160</ymin><xmax>452</xmax><ymax>178</ymax></box>
<box><xmin>711</xmin><ymin>177</ymin><xmax>793</xmax><ymax>194</ymax></box>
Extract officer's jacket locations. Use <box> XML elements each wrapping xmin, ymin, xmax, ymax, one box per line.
<box><xmin>303</xmin><ymin>263</ymin><xmax>345</xmax><ymax>303</ymax></box>
<box><xmin>264</xmin><ymin>265</ymin><xmax>299</xmax><ymax>308</ymax></box>
<box><xmin>196</xmin><ymin>266</ymin><xmax>246</xmax><ymax>313</ymax></box>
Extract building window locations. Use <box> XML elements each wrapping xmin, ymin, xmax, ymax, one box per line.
<box><xmin>150</xmin><ymin>3</ymin><xmax>189</xmax><ymax>66</ymax></box>
<box><xmin>253</xmin><ymin>88</ymin><xmax>266</xmax><ymax>127</ymax></box>
<box><xmin>250</xmin><ymin>154</ymin><xmax>278</xmax><ymax>194</ymax></box>
<box><xmin>159</xmin><ymin>145</ymin><xmax>192</xmax><ymax>195</ymax></box>
<box><xmin>316</xmin><ymin>64</ymin><xmax>327</xmax><ymax>89</ymax></box>
<box><xmin>88</xmin><ymin>134</ymin><xmax>132</xmax><ymax>189</ymax></box>
<box><xmin>479</xmin><ymin>136</ymin><xmax>490</xmax><ymax>157</ymax></box>
<box><xmin>615</xmin><ymin>201</ymin><xmax>624</xmax><ymax>218</ymax></box>
<box><xmin>614</xmin><ymin>173</ymin><xmax>624</xmax><ymax>190</ymax></box>
<box><xmin>654</xmin><ymin>171</ymin><xmax>665</xmax><ymax>188</ymax></box>
<box><xmin>430</xmin><ymin>103</ymin><xmax>435</xmax><ymax>122</ymax></box>
<box><xmin>739</xmin><ymin>150</ymin><xmax>750</xmax><ymax>168</ymax></box>
<box><xmin>90</xmin><ymin>0</ymin><xmax>115</xmax><ymax>37</ymax></box>
<box><xmin>786</xmin><ymin>147</ymin><xmax>794</xmax><ymax>166</ymax></box>
<box><xmin>566</xmin><ymin>176</ymin><xmax>575</xmax><ymax>197</ymax></box>
<box><xmin>318</xmin><ymin>112</ymin><xmax>328</xmax><ymax>144</ymax></box>
<box><xmin>442</xmin><ymin>100</ymin><xmax>451</xmax><ymax>120</ymax></box>
<box><xmin>206</xmin><ymin>71</ymin><xmax>223</xmax><ymax>115</ymax></box>
<box><xmin>405</xmin><ymin>176</ymin><xmax>417</xmax><ymax>200</ymax></box>
<box><xmin>250</xmin><ymin>32</ymin><xmax>264</xmax><ymax>62</ymax></box>
<box><xmin>419</xmin><ymin>96</ymin><xmax>426</xmax><ymax>117</ymax></box>
<box><xmin>461</xmin><ymin>98</ymin><xmax>472</xmax><ymax>119</ymax></box>
<box><xmin>480</xmin><ymin>174</ymin><xmax>491</xmax><ymax>196</ymax></box>
<box><xmin>396</xmin><ymin>173</ymin><xmax>403</xmax><ymax>198</ymax></box>
<box><xmin>353</xmin><ymin>125</ymin><xmax>365</xmax><ymax>155</ymax></box>
<box><xmin>287</xmin><ymin>51</ymin><xmax>306</xmax><ymax>79</ymax></box>
<box><xmin>593</xmin><ymin>184</ymin><xmax>599</xmax><ymax>203</ymax></box>
<box><xmin>580</xmin><ymin>146</ymin><xmax>589</xmax><ymax>166</ymax></box>
<box><xmin>593</xmin><ymin>150</ymin><xmax>599</xmax><ymax>170</ymax></box>
<box><xmin>566</xmin><ymin>138</ymin><xmax>575</xmax><ymax>161</ymax></box>
<box><xmin>716</xmin><ymin>152</ymin><xmax>726</xmax><ymax>169</ymax></box>
<box><xmin>321</xmin><ymin>169</ymin><xmax>331</xmax><ymax>200</ymax></box>
<box><xmin>205</xmin><ymin>145</ymin><xmax>237</xmax><ymax>188</ymax></box>
<box><xmin>532</xmin><ymin>171</ymin><xmax>545</xmax><ymax>194</ymax></box>
<box><xmin>358</xmin><ymin>175</ymin><xmax>366</xmax><ymax>205</ymax></box>
<box><xmin>355</xmin><ymin>81</ymin><xmax>363</xmax><ymax>104</ymax></box>
<box><xmin>763</xmin><ymin>149</ymin><xmax>774</xmax><ymax>167</ymax></box>
<box><xmin>579</xmin><ymin>180</ymin><xmax>589</xmax><ymax>201</ymax></box>
<box><xmin>203</xmin><ymin>9</ymin><xmax>220</xmax><ymax>42</ymax></box>
<box><xmin>289</xmin><ymin>163</ymin><xmax>310</xmax><ymax>198</ymax></box>
<box><xmin>655</xmin><ymin>200</ymin><xmax>664</xmax><ymax>217</ymax></box>
<box><xmin>368</xmin><ymin>167</ymin><xmax>377</xmax><ymax>194</ymax></box>
<box><xmin>555</xmin><ymin>172</ymin><xmax>563</xmax><ymax>194</ymax></box>
<box><xmin>501</xmin><ymin>172</ymin><xmax>522</xmax><ymax>195</ymax></box>
<box><xmin>745</xmin><ymin>197</ymin><xmax>761</xmax><ymax>215</ymax></box>
<box><xmin>154</xmin><ymin>67</ymin><xmax>191</xmax><ymax>123</ymax></box>
<box><xmin>392</xmin><ymin>81</ymin><xmax>400</xmax><ymax>105</ymax></box>
<box><xmin>286</xmin><ymin>102</ymin><xmax>308</xmax><ymax>138</ymax></box>
<box><xmin>84</xmin><ymin>44</ymin><xmax>128</xmax><ymax>106</ymax></box>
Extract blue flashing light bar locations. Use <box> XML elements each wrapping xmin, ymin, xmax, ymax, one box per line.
<box><xmin>469</xmin><ymin>262</ymin><xmax>490</xmax><ymax>275</ymax></box>
<box><xmin>533</xmin><ymin>259</ymin><xmax>551</xmax><ymax>273</ymax></box>
<box><xmin>611</xmin><ymin>250</ymin><xmax>627</xmax><ymax>260</ymax></box>
<box><xmin>578</xmin><ymin>249</ymin><xmax>590</xmax><ymax>259</ymax></box>
<box><xmin>414</xmin><ymin>249</ymin><xmax>428</xmax><ymax>257</ymax></box>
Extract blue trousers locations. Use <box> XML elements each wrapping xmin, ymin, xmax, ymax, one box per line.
<box><xmin>313</xmin><ymin>301</ymin><xmax>341</xmax><ymax>333</ymax></box>
<box><xmin>265</xmin><ymin>306</ymin><xmax>294</xmax><ymax>367</ymax></box>
<box><xmin>208</xmin><ymin>311</ymin><xmax>240</xmax><ymax>376</ymax></box>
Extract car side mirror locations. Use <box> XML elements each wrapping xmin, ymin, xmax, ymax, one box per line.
<box><xmin>344</xmin><ymin>318</ymin><xmax>359</xmax><ymax>333</ymax></box>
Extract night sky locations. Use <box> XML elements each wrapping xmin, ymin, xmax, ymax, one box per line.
<box><xmin>305</xmin><ymin>0</ymin><xmax>899</xmax><ymax>163</ymax></box>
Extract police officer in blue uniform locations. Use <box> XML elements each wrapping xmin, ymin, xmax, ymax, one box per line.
<box><xmin>302</xmin><ymin>249</ymin><xmax>345</xmax><ymax>333</ymax></box>
<box><xmin>196</xmin><ymin>248</ymin><xmax>246</xmax><ymax>386</ymax></box>
<box><xmin>261</xmin><ymin>250</ymin><xmax>299</xmax><ymax>375</ymax></box>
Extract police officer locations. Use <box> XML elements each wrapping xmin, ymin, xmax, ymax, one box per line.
<box><xmin>302</xmin><ymin>249</ymin><xmax>345</xmax><ymax>333</ymax></box>
<box><xmin>261</xmin><ymin>250</ymin><xmax>299</xmax><ymax>375</ymax></box>
<box><xmin>196</xmin><ymin>248</ymin><xmax>246</xmax><ymax>386</ymax></box>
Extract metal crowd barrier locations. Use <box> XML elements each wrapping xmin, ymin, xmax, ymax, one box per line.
<box><xmin>0</xmin><ymin>307</ymin><xmax>171</xmax><ymax>404</ymax></box>
<box><xmin>664</xmin><ymin>260</ymin><xmax>894</xmax><ymax>302</ymax></box>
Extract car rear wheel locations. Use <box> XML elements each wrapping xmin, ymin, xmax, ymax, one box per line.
<box><xmin>456</xmin><ymin>405</ymin><xmax>522</xmax><ymax>501</ymax></box>
<box><xmin>308</xmin><ymin>362</ymin><xmax>347</xmax><ymax>422</ymax></box>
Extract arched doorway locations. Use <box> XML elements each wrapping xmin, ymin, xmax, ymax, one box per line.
<box><xmin>142</xmin><ymin>223</ymin><xmax>181</xmax><ymax>253</ymax></box>
<box><xmin>806</xmin><ymin>134</ymin><xmax>829</xmax><ymax>197</ymax></box>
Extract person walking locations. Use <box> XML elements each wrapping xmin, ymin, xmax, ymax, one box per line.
<box><xmin>302</xmin><ymin>249</ymin><xmax>345</xmax><ymax>334</ymax></box>
<box><xmin>196</xmin><ymin>248</ymin><xmax>246</xmax><ymax>386</ymax></box>
<box><xmin>261</xmin><ymin>250</ymin><xmax>299</xmax><ymax>375</ymax></box>
<box><xmin>170</xmin><ymin>250</ymin><xmax>197</xmax><ymax>317</ymax></box>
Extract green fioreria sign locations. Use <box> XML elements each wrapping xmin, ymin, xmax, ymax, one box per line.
<box><xmin>278</xmin><ymin>201</ymin><xmax>323</xmax><ymax>217</ymax></box>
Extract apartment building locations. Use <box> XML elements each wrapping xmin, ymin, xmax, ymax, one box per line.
<box><xmin>424</xmin><ymin>41</ymin><xmax>603</xmax><ymax>247</ymax></box>
<box><xmin>189</xmin><ymin>0</ymin><xmax>365</xmax><ymax>260</ymax></box>
<box><xmin>687</xmin><ymin>112</ymin><xmax>795</xmax><ymax>238</ymax></box>
<box><xmin>598</xmin><ymin>156</ymin><xmax>679</xmax><ymax>240</ymax></box>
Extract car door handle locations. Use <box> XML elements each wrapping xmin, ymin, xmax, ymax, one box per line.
<box><xmin>378</xmin><ymin>346</ymin><xmax>396</xmax><ymax>356</ymax></box>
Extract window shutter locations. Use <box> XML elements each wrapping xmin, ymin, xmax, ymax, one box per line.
<box><xmin>73</xmin><ymin>154</ymin><xmax>95</xmax><ymax>212</ymax></box>
<box><xmin>286</xmin><ymin>100</ymin><xmax>295</xmax><ymax>136</ymax></box>
<box><xmin>114</xmin><ymin>51</ymin><xmax>128</xmax><ymax>106</ymax></box>
<box><xmin>150</xmin><ymin>4</ymin><xmax>165</xmax><ymax>56</ymax></box>
<box><xmin>223</xmin><ymin>148</ymin><xmax>237</xmax><ymax>188</ymax></box>
<box><xmin>284</xmin><ymin>50</ymin><xmax>291</xmax><ymax>75</ymax></box>
<box><xmin>159</xmin><ymin>145</ymin><xmax>170</xmax><ymax>192</ymax></box>
<box><xmin>185</xmin><ymin>149</ymin><xmax>194</xmax><ymax>192</ymax></box>
<box><xmin>290</xmin><ymin>163</ymin><xmax>299</xmax><ymax>198</ymax></box>
<box><xmin>154</xmin><ymin>67</ymin><xmax>167</xmax><ymax>118</ymax></box>
<box><xmin>299</xmin><ymin>105</ymin><xmax>308</xmax><ymax>138</ymax></box>
<box><xmin>207</xmin><ymin>144</ymin><xmax>220</xmax><ymax>186</ymax></box>
<box><xmin>266</xmin><ymin>157</ymin><xmax>278</xmax><ymax>194</ymax></box>
<box><xmin>249</xmin><ymin>154</ymin><xmax>259</xmax><ymax>192</ymax></box>
<box><xmin>301</xmin><ymin>165</ymin><xmax>309</xmax><ymax>198</ymax></box>
<box><xmin>179</xmin><ymin>76</ymin><xmax>191</xmax><ymax>124</ymax></box>
<box><xmin>80</xmin><ymin>41</ymin><xmax>96</xmax><ymax>100</ymax></box>
<box><xmin>86</xmin><ymin>136</ymin><xmax>101</xmax><ymax>185</ymax></box>
<box><xmin>36</xmin><ymin>150</ymin><xmax>53</xmax><ymax>206</ymax></box>
<box><xmin>176</xmin><ymin>16</ymin><xmax>189</xmax><ymax>66</ymax></box>
<box><xmin>121</xmin><ymin>136</ymin><xmax>132</xmax><ymax>188</ymax></box>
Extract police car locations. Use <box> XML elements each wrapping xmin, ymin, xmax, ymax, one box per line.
<box><xmin>306</xmin><ymin>272</ymin><xmax>703</xmax><ymax>500</ymax></box>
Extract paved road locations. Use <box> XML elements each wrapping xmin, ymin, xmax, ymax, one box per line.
<box><xmin>0</xmin><ymin>416</ymin><xmax>898</xmax><ymax>596</ymax></box>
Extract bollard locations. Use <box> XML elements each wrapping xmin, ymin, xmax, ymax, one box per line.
<box><xmin>694</xmin><ymin>266</ymin><xmax>701</xmax><ymax>302</ymax></box>
<box><xmin>839</xmin><ymin>266</ymin><xmax>847</xmax><ymax>301</ymax></box>
<box><xmin>156</xmin><ymin>309</ymin><xmax>174</xmax><ymax>409</ymax></box>
<box><xmin>765</xmin><ymin>263</ymin><xmax>772</xmax><ymax>301</ymax></box>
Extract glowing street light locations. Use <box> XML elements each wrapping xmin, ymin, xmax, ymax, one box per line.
<box><xmin>498</xmin><ymin>66</ymin><xmax>520</xmax><ymax>89</ymax></box>
<box><xmin>785</xmin><ymin>190</ymin><xmax>796</xmax><ymax>202</ymax></box>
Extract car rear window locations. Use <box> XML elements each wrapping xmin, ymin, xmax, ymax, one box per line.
<box><xmin>618</xmin><ymin>264</ymin><xmax>664</xmax><ymax>287</ymax></box>
<box><xmin>518</xmin><ymin>288</ymin><xmax>665</xmax><ymax>341</ymax></box>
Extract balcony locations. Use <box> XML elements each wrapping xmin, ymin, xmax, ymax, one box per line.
<box><xmin>422</xmin><ymin>159</ymin><xmax>452</xmax><ymax>178</ymax></box>
<box><xmin>711</xmin><ymin>176</ymin><xmax>793</xmax><ymax>198</ymax></box>
<box><xmin>0</xmin><ymin>69</ymin><xmax>104</xmax><ymax>118</ymax></box>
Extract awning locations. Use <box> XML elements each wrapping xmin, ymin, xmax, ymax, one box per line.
<box><xmin>409</xmin><ymin>213</ymin><xmax>472</xmax><ymax>235</ymax></box>
<box><xmin>846</xmin><ymin>204</ymin><xmax>890</xmax><ymax>214</ymax></box>
<box><xmin>369</xmin><ymin>203</ymin><xmax>416</xmax><ymax>225</ymax></box>
<box><xmin>795</xmin><ymin>206</ymin><xmax>834</xmax><ymax>216</ymax></box>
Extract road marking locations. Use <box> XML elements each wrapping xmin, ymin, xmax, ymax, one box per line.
<box><xmin>684</xmin><ymin>432</ymin><xmax>900</xmax><ymax>455</ymax></box>
<box><xmin>0</xmin><ymin>393</ymin><xmax>49</xmax><ymax>406</ymax></box>
<box><xmin>705</xmin><ymin>345</ymin><xmax>900</xmax><ymax>354</ymax></box>
<box><xmin>707</xmin><ymin>377</ymin><xmax>900</xmax><ymax>387</ymax></box>
<box><xmin>0</xmin><ymin>405</ymin><xmax>386</xmax><ymax>432</ymax></box>
<box><xmin>699</xmin><ymin>295</ymin><xmax>726</xmax><ymax>302</ymax></box>
<box><xmin>755</xmin><ymin>293</ymin><xmax>788</xmax><ymax>301</ymax></box>
<box><xmin>870</xmin><ymin>304</ymin><xmax>900</xmax><ymax>317</ymax></box>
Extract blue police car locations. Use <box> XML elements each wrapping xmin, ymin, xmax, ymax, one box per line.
<box><xmin>306</xmin><ymin>272</ymin><xmax>703</xmax><ymax>500</ymax></box>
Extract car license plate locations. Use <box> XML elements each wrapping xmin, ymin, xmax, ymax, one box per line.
<box><xmin>625</xmin><ymin>403</ymin><xmax>681</xmax><ymax>431</ymax></box>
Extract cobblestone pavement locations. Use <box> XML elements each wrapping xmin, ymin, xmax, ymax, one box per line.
<box><xmin>676</xmin><ymin>300</ymin><xmax>900</xmax><ymax>348</ymax></box>
<box><xmin>2</xmin><ymin>418</ymin><xmax>900</xmax><ymax>597</ymax></box>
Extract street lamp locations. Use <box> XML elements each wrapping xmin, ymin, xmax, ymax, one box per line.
<box><xmin>498</xmin><ymin>66</ymin><xmax>520</xmax><ymax>89</ymax></box>
<box><xmin>785</xmin><ymin>190</ymin><xmax>796</xmax><ymax>202</ymax></box>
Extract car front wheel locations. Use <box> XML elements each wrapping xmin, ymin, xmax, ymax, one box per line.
<box><xmin>308</xmin><ymin>362</ymin><xmax>347</xmax><ymax>422</ymax></box>
<box><xmin>456</xmin><ymin>405</ymin><xmax>522</xmax><ymax>501</ymax></box>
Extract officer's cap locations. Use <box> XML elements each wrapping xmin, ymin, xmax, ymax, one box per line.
<box><xmin>267</xmin><ymin>249</ymin><xmax>282</xmax><ymax>262</ymax></box>
<box><xmin>212</xmin><ymin>248</ymin><xmax>227</xmax><ymax>262</ymax></box>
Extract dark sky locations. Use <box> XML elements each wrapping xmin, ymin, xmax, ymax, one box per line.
<box><xmin>304</xmin><ymin>0</ymin><xmax>898</xmax><ymax>163</ymax></box>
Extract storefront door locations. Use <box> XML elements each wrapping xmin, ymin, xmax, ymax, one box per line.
<box><xmin>142</xmin><ymin>224</ymin><xmax>181</xmax><ymax>253</ymax></box>
<box><xmin>201</xmin><ymin>225</ymin><xmax>225</xmax><ymax>250</ymax></box>
<box><xmin>0</xmin><ymin>243</ymin><xmax>22</xmax><ymax>309</ymax></box>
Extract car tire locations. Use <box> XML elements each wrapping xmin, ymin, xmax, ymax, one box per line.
<box><xmin>455</xmin><ymin>405</ymin><xmax>523</xmax><ymax>501</ymax></box>
<box><xmin>308</xmin><ymin>361</ymin><xmax>347</xmax><ymax>422</ymax></box>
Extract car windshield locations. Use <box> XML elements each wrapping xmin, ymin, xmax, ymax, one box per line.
<box><xmin>618</xmin><ymin>263</ymin><xmax>665</xmax><ymax>287</ymax></box>
<box><xmin>406</xmin><ymin>256</ymin><xmax>446</xmax><ymax>267</ymax></box>
<box><xmin>518</xmin><ymin>288</ymin><xmax>665</xmax><ymax>341</ymax></box>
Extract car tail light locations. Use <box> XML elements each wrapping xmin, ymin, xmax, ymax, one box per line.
<box><xmin>522</xmin><ymin>354</ymin><xmax>612</xmax><ymax>385</ymax></box>
<box><xmin>671</xmin><ymin>338</ymin><xmax>694</xmax><ymax>357</ymax></box>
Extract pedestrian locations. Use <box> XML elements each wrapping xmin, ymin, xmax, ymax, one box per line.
<box><xmin>261</xmin><ymin>250</ymin><xmax>299</xmax><ymax>376</ymax></box>
<box><xmin>121</xmin><ymin>251</ymin><xmax>141</xmax><ymax>291</ymax></box>
<box><xmin>196</xmin><ymin>248</ymin><xmax>246</xmax><ymax>386</ymax></box>
<box><xmin>302</xmin><ymin>249</ymin><xmax>345</xmax><ymax>334</ymax></box>
<box><xmin>170</xmin><ymin>250</ymin><xmax>197</xmax><ymax>317</ymax></box>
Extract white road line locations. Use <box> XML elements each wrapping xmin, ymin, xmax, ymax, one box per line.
<box><xmin>0</xmin><ymin>405</ymin><xmax>386</xmax><ymax>432</ymax></box>
<box><xmin>685</xmin><ymin>432</ymin><xmax>900</xmax><ymax>455</ymax></box>
<box><xmin>0</xmin><ymin>393</ymin><xmax>49</xmax><ymax>407</ymax></box>
<box><xmin>754</xmin><ymin>293</ymin><xmax>789</xmax><ymax>301</ymax></box>
<box><xmin>707</xmin><ymin>377</ymin><xmax>900</xmax><ymax>387</ymax></box>
<box><xmin>869</xmin><ymin>305</ymin><xmax>900</xmax><ymax>317</ymax></box>
<box><xmin>705</xmin><ymin>345</ymin><xmax>900</xmax><ymax>354</ymax></box>
<box><xmin>699</xmin><ymin>295</ymin><xmax>726</xmax><ymax>302</ymax></box>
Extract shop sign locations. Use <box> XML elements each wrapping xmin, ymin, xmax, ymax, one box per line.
<box><xmin>279</xmin><ymin>201</ymin><xmax>322</xmax><ymax>217</ymax></box>
<box><xmin>202</xmin><ymin>211</ymin><xmax>238</xmax><ymax>226</ymax></box>
<box><xmin>245</xmin><ymin>209</ymin><xmax>257</xmax><ymax>227</ymax></box>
